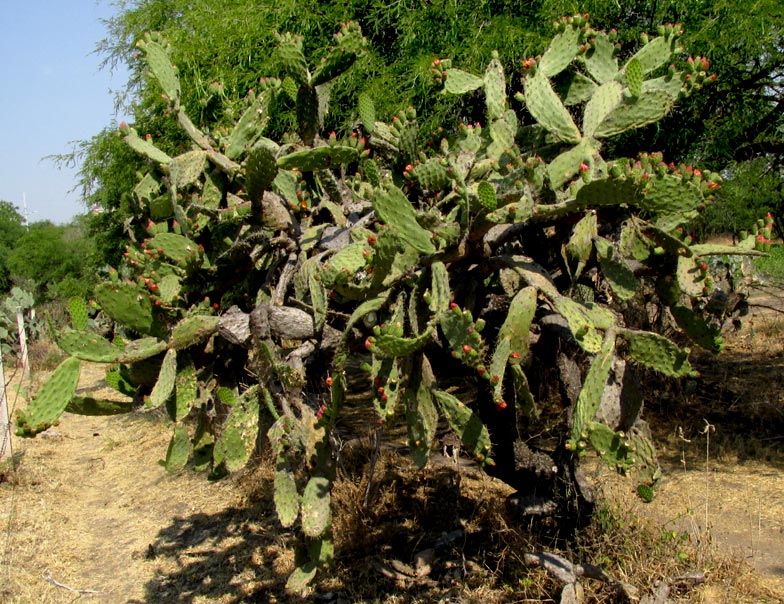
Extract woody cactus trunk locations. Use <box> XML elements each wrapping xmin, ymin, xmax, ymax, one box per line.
<box><xmin>17</xmin><ymin>17</ymin><xmax>761</xmax><ymax>591</ymax></box>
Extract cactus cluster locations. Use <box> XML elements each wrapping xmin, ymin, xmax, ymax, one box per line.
<box><xmin>19</xmin><ymin>17</ymin><xmax>761</xmax><ymax>591</ymax></box>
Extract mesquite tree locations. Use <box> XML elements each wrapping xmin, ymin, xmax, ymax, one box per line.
<box><xmin>17</xmin><ymin>17</ymin><xmax>761</xmax><ymax>591</ymax></box>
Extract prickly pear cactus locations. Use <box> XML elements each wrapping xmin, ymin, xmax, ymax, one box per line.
<box><xmin>24</xmin><ymin>16</ymin><xmax>759</xmax><ymax>592</ymax></box>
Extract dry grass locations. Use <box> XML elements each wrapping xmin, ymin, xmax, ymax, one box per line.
<box><xmin>2</xmin><ymin>317</ymin><xmax>784</xmax><ymax>603</ymax></box>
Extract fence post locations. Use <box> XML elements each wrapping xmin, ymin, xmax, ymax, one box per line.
<box><xmin>0</xmin><ymin>353</ymin><xmax>11</xmax><ymax>462</ymax></box>
<box><xmin>16</xmin><ymin>308</ymin><xmax>30</xmax><ymax>383</ymax></box>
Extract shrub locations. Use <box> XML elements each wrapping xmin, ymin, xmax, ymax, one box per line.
<box><xmin>16</xmin><ymin>17</ymin><xmax>761</xmax><ymax>592</ymax></box>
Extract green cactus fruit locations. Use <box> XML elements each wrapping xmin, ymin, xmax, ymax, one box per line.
<box><xmin>65</xmin><ymin>397</ymin><xmax>134</xmax><ymax>416</ymax></box>
<box><xmin>572</xmin><ymin>333</ymin><xmax>615</xmax><ymax>440</ymax></box>
<box><xmin>224</xmin><ymin>92</ymin><xmax>274</xmax><ymax>160</ymax></box>
<box><xmin>477</xmin><ymin>181</ymin><xmax>498</xmax><ymax>212</ymax></box>
<box><xmin>301</xmin><ymin>475</ymin><xmax>332</xmax><ymax>538</ymax></box>
<box><xmin>564</xmin><ymin>211</ymin><xmax>597</xmax><ymax>280</ymax></box>
<box><xmin>582</xmin><ymin>81</ymin><xmax>623</xmax><ymax>138</ymax></box>
<box><xmin>539</xmin><ymin>23</ymin><xmax>580</xmax><ymax>78</ymax></box>
<box><xmin>94</xmin><ymin>282</ymin><xmax>159</xmax><ymax>337</ymax></box>
<box><xmin>168</xmin><ymin>150</ymin><xmax>207</xmax><ymax>189</ymax></box>
<box><xmin>163</xmin><ymin>424</ymin><xmax>191</xmax><ymax>474</ymax></box>
<box><xmin>373</xmin><ymin>184</ymin><xmax>436</xmax><ymax>254</ymax></box>
<box><xmin>432</xmin><ymin>389</ymin><xmax>492</xmax><ymax>461</ymax></box>
<box><xmin>246</xmin><ymin>143</ymin><xmax>279</xmax><ymax>202</ymax></box>
<box><xmin>593</xmin><ymin>237</ymin><xmax>639</xmax><ymax>300</ymax></box>
<box><xmin>15</xmin><ymin>357</ymin><xmax>81</xmax><ymax>437</ymax></box>
<box><xmin>524</xmin><ymin>70</ymin><xmax>582</xmax><ymax>144</ymax></box>
<box><xmin>56</xmin><ymin>329</ymin><xmax>120</xmax><ymax>363</ymax></box>
<box><xmin>213</xmin><ymin>387</ymin><xmax>260</xmax><ymax>471</ymax></box>
<box><xmin>550</xmin><ymin>295</ymin><xmax>603</xmax><ymax>353</ymax></box>
<box><xmin>583</xmin><ymin>34</ymin><xmax>619</xmax><ymax>84</ymax></box>
<box><xmin>625</xmin><ymin>58</ymin><xmax>643</xmax><ymax>98</ymax></box>
<box><xmin>625</xmin><ymin>331</ymin><xmax>693</xmax><ymax>377</ymax></box>
<box><xmin>636</xmin><ymin>483</ymin><xmax>655</xmax><ymax>503</ymax></box>
<box><xmin>170</xmin><ymin>315</ymin><xmax>219</xmax><ymax>350</ymax></box>
<box><xmin>136</xmin><ymin>32</ymin><xmax>181</xmax><ymax>103</ymax></box>
<box><xmin>443</xmin><ymin>68</ymin><xmax>484</xmax><ymax>95</ymax></box>
<box><xmin>277</xmin><ymin>144</ymin><xmax>360</xmax><ymax>172</ymax></box>
<box><xmin>357</xmin><ymin>93</ymin><xmax>376</xmax><ymax>133</ymax></box>
<box><xmin>670</xmin><ymin>304</ymin><xmax>723</xmax><ymax>353</ymax></box>
<box><xmin>593</xmin><ymin>90</ymin><xmax>674</xmax><ymax>139</ymax></box>
<box><xmin>68</xmin><ymin>297</ymin><xmax>89</xmax><ymax>331</ymax></box>
<box><xmin>147</xmin><ymin>348</ymin><xmax>177</xmax><ymax>409</ymax></box>
<box><xmin>124</xmin><ymin>127</ymin><xmax>173</xmax><ymax>165</ymax></box>
<box><xmin>483</xmin><ymin>53</ymin><xmax>507</xmax><ymax>120</ymax></box>
<box><xmin>274</xmin><ymin>455</ymin><xmax>300</xmax><ymax>528</ymax></box>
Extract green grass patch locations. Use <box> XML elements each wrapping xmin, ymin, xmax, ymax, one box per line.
<box><xmin>754</xmin><ymin>244</ymin><xmax>784</xmax><ymax>279</ymax></box>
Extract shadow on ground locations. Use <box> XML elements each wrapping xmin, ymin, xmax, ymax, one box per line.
<box><xmin>129</xmin><ymin>504</ymin><xmax>293</xmax><ymax>604</ymax></box>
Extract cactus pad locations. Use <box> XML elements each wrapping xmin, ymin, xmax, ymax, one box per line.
<box><xmin>274</xmin><ymin>456</ymin><xmax>300</xmax><ymax>527</ymax></box>
<box><xmin>57</xmin><ymin>330</ymin><xmax>120</xmax><ymax>362</ymax></box>
<box><xmin>373</xmin><ymin>184</ymin><xmax>436</xmax><ymax>254</ymax></box>
<box><xmin>147</xmin><ymin>348</ymin><xmax>177</xmax><ymax>409</ymax></box>
<box><xmin>432</xmin><ymin>389</ymin><xmax>491</xmax><ymax>461</ymax></box>
<box><xmin>170</xmin><ymin>315</ymin><xmax>219</xmax><ymax>350</ymax></box>
<box><xmin>16</xmin><ymin>357</ymin><xmax>81</xmax><ymax>437</ymax></box>
<box><xmin>163</xmin><ymin>424</ymin><xmax>191</xmax><ymax>474</ymax></box>
<box><xmin>524</xmin><ymin>70</ymin><xmax>581</xmax><ymax>144</ymax></box>
<box><xmin>213</xmin><ymin>387</ymin><xmax>260</xmax><ymax>471</ymax></box>
<box><xmin>301</xmin><ymin>475</ymin><xmax>331</xmax><ymax>538</ymax></box>
<box><xmin>625</xmin><ymin>331</ymin><xmax>693</xmax><ymax>377</ymax></box>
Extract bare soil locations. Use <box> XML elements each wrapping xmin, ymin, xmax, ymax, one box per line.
<box><xmin>1</xmin><ymin>289</ymin><xmax>783</xmax><ymax>603</ymax></box>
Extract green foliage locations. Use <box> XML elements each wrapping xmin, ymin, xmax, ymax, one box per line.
<box><xmin>0</xmin><ymin>201</ymin><xmax>26</xmax><ymax>292</ymax></box>
<box><xmin>7</xmin><ymin>220</ymin><xmax>99</xmax><ymax>301</ymax></box>
<box><xmin>29</xmin><ymin>16</ymin><xmax>758</xmax><ymax>592</ymax></box>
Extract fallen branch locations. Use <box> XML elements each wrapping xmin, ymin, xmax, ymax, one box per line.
<box><xmin>43</xmin><ymin>569</ymin><xmax>102</xmax><ymax>595</ymax></box>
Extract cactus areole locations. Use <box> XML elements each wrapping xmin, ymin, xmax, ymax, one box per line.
<box><xmin>20</xmin><ymin>17</ymin><xmax>761</xmax><ymax>591</ymax></box>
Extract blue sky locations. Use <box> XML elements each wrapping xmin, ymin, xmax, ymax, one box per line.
<box><xmin>0</xmin><ymin>1</ymin><xmax>129</xmax><ymax>225</ymax></box>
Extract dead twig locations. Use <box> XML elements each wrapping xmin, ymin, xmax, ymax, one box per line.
<box><xmin>43</xmin><ymin>569</ymin><xmax>102</xmax><ymax>595</ymax></box>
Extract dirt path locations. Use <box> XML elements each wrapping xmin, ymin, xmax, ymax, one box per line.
<box><xmin>2</xmin><ymin>293</ymin><xmax>784</xmax><ymax>603</ymax></box>
<box><xmin>0</xmin><ymin>367</ymin><xmax>255</xmax><ymax>604</ymax></box>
